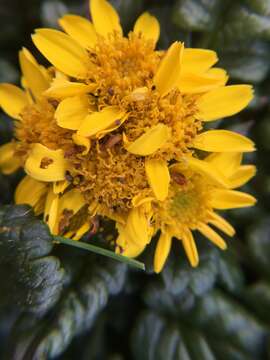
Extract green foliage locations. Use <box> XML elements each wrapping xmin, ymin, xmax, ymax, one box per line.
<box><xmin>7</xmin><ymin>257</ymin><xmax>127</xmax><ymax>359</ymax></box>
<box><xmin>0</xmin><ymin>205</ymin><xmax>65</xmax><ymax>314</ymax></box>
<box><xmin>132</xmin><ymin>248</ymin><xmax>269</xmax><ymax>360</ymax></box>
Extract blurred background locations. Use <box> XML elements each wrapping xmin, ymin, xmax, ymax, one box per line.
<box><xmin>0</xmin><ymin>0</ymin><xmax>270</xmax><ymax>359</ymax></box>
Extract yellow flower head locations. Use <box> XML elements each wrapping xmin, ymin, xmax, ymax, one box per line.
<box><xmin>0</xmin><ymin>0</ymin><xmax>256</xmax><ymax>271</ymax></box>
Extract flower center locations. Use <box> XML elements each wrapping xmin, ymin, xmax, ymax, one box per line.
<box><xmin>88</xmin><ymin>33</ymin><xmax>161</xmax><ymax>104</ymax></box>
<box><xmin>154</xmin><ymin>174</ymin><xmax>212</xmax><ymax>231</ymax></box>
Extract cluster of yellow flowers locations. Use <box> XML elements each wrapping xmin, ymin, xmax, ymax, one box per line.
<box><xmin>0</xmin><ymin>0</ymin><xmax>256</xmax><ymax>272</ymax></box>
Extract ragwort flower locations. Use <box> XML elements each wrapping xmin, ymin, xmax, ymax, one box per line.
<box><xmin>0</xmin><ymin>0</ymin><xmax>256</xmax><ymax>271</ymax></box>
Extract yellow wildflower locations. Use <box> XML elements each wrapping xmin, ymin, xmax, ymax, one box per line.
<box><xmin>116</xmin><ymin>152</ymin><xmax>256</xmax><ymax>272</ymax></box>
<box><xmin>0</xmin><ymin>0</ymin><xmax>256</xmax><ymax>269</ymax></box>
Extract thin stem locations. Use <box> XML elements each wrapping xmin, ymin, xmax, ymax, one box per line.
<box><xmin>54</xmin><ymin>235</ymin><xmax>145</xmax><ymax>271</ymax></box>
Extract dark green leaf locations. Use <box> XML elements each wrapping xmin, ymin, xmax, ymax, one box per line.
<box><xmin>7</xmin><ymin>259</ymin><xmax>127</xmax><ymax>359</ymax></box>
<box><xmin>0</xmin><ymin>205</ymin><xmax>65</xmax><ymax>314</ymax></box>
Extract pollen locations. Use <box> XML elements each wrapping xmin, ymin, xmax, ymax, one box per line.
<box><xmin>15</xmin><ymin>99</ymin><xmax>73</xmax><ymax>157</ymax></box>
<box><xmin>66</xmin><ymin>141</ymin><xmax>152</xmax><ymax>212</ymax></box>
<box><xmin>88</xmin><ymin>33</ymin><xmax>161</xmax><ymax>104</ymax></box>
<box><xmin>154</xmin><ymin>173</ymin><xmax>212</xmax><ymax>232</ymax></box>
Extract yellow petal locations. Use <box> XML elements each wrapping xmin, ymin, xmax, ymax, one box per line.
<box><xmin>0</xmin><ymin>142</ymin><xmax>21</xmax><ymax>174</ymax></box>
<box><xmin>126</xmin><ymin>124</ymin><xmax>171</xmax><ymax>156</ymax></box>
<box><xmin>145</xmin><ymin>159</ymin><xmax>170</xmax><ymax>201</ymax></box>
<box><xmin>53</xmin><ymin>188</ymin><xmax>86</xmax><ymax>235</ymax></box>
<box><xmin>90</xmin><ymin>0</ymin><xmax>122</xmax><ymax>37</ymax></box>
<box><xmin>229</xmin><ymin>165</ymin><xmax>256</xmax><ymax>189</ymax></box>
<box><xmin>116</xmin><ymin>221</ymin><xmax>147</xmax><ymax>258</ymax></box>
<box><xmin>59</xmin><ymin>14</ymin><xmax>97</xmax><ymax>49</ymax></box>
<box><xmin>154</xmin><ymin>231</ymin><xmax>172</xmax><ymax>273</ymax></box>
<box><xmin>192</xmin><ymin>130</ymin><xmax>255</xmax><ymax>153</ymax></box>
<box><xmin>206</xmin><ymin>68</ymin><xmax>228</xmax><ymax>84</ymax></box>
<box><xmin>208</xmin><ymin>211</ymin><xmax>235</xmax><ymax>237</ymax></box>
<box><xmin>65</xmin><ymin>222</ymin><xmax>91</xmax><ymax>241</ymax></box>
<box><xmin>78</xmin><ymin>106</ymin><xmax>126</xmax><ymax>137</ymax></box>
<box><xmin>53</xmin><ymin>180</ymin><xmax>69</xmax><ymax>194</ymax></box>
<box><xmin>134</xmin><ymin>12</ymin><xmax>160</xmax><ymax>45</ymax></box>
<box><xmin>198</xmin><ymin>223</ymin><xmax>227</xmax><ymax>250</ymax></box>
<box><xmin>15</xmin><ymin>175</ymin><xmax>48</xmax><ymax>215</ymax></box>
<box><xmin>19</xmin><ymin>48</ymin><xmax>50</xmax><ymax>99</ymax></box>
<box><xmin>32</xmin><ymin>29</ymin><xmax>89</xmax><ymax>78</ymax></box>
<box><xmin>197</xmin><ymin>85</ymin><xmax>254</xmax><ymax>121</ymax></box>
<box><xmin>187</xmin><ymin>157</ymin><xmax>228</xmax><ymax>188</ymax></box>
<box><xmin>58</xmin><ymin>188</ymin><xmax>86</xmax><ymax>215</ymax></box>
<box><xmin>116</xmin><ymin>228</ymin><xmax>146</xmax><ymax>258</ymax></box>
<box><xmin>45</xmin><ymin>81</ymin><xmax>95</xmax><ymax>99</ymax></box>
<box><xmin>211</xmin><ymin>189</ymin><xmax>257</xmax><ymax>209</ymax></box>
<box><xmin>205</xmin><ymin>152</ymin><xmax>242</xmax><ymax>178</ymax></box>
<box><xmin>0</xmin><ymin>83</ymin><xmax>28</xmax><ymax>120</ymax></box>
<box><xmin>72</xmin><ymin>133</ymin><xmax>91</xmax><ymax>155</ymax></box>
<box><xmin>25</xmin><ymin>143</ymin><xmax>68</xmax><ymax>182</ymax></box>
<box><xmin>178</xmin><ymin>71</ymin><xmax>227</xmax><ymax>94</ymax></box>
<box><xmin>182</xmin><ymin>48</ymin><xmax>218</xmax><ymax>74</ymax></box>
<box><xmin>132</xmin><ymin>194</ymin><xmax>155</xmax><ymax>208</ymax></box>
<box><xmin>55</xmin><ymin>95</ymin><xmax>90</xmax><ymax>130</ymax></box>
<box><xmin>44</xmin><ymin>187</ymin><xmax>59</xmax><ymax>234</ymax></box>
<box><xmin>181</xmin><ymin>229</ymin><xmax>199</xmax><ymax>267</ymax></box>
<box><xmin>124</xmin><ymin>207</ymin><xmax>150</xmax><ymax>247</ymax></box>
<box><xmin>154</xmin><ymin>42</ymin><xmax>183</xmax><ymax>96</ymax></box>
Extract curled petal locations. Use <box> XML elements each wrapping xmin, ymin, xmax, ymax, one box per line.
<box><xmin>126</xmin><ymin>124</ymin><xmax>171</xmax><ymax>156</ymax></box>
<box><xmin>78</xmin><ymin>106</ymin><xmax>126</xmax><ymax>138</ymax></box>
<box><xmin>116</xmin><ymin>227</ymin><xmax>146</xmax><ymax>258</ymax></box>
<box><xmin>53</xmin><ymin>180</ymin><xmax>69</xmax><ymax>194</ymax></box>
<box><xmin>72</xmin><ymin>133</ymin><xmax>91</xmax><ymax>155</ymax></box>
<box><xmin>0</xmin><ymin>142</ymin><xmax>21</xmax><ymax>174</ymax></box>
<box><xmin>57</xmin><ymin>188</ymin><xmax>86</xmax><ymax>216</ymax></box>
<box><xmin>65</xmin><ymin>222</ymin><xmax>91</xmax><ymax>241</ymax></box>
<box><xmin>44</xmin><ymin>187</ymin><xmax>59</xmax><ymax>234</ymax></box>
<box><xmin>15</xmin><ymin>175</ymin><xmax>48</xmax><ymax>215</ymax></box>
<box><xmin>145</xmin><ymin>159</ymin><xmax>170</xmax><ymax>201</ymax></box>
<box><xmin>124</xmin><ymin>207</ymin><xmax>151</xmax><ymax>247</ymax></box>
<box><xmin>55</xmin><ymin>95</ymin><xmax>90</xmax><ymax>130</ymax></box>
<box><xmin>0</xmin><ymin>83</ymin><xmax>28</xmax><ymax>120</ymax></box>
<box><xmin>25</xmin><ymin>143</ymin><xmax>68</xmax><ymax>182</ymax></box>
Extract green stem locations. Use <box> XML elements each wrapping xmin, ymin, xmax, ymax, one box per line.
<box><xmin>54</xmin><ymin>235</ymin><xmax>145</xmax><ymax>271</ymax></box>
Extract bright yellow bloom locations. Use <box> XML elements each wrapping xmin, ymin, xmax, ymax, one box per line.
<box><xmin>116</xmin><ymin>152</ymin><xmax>256</xmax><ymax>272</ymax></box>
<box><xmin>0</xmin><ymin>0</ymin><xmax>256</xmax><ymax>270</ymax></box>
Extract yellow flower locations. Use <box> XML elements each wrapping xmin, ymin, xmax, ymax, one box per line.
<box><xmin>0</xmin><ymin>0</ymin><xmax>257</xmax><ymax>269</ymax></box>
<box><xmin>116</xmin><ymin>153</ymin><xmax>256</xmax><ymax>272</ymax></box>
